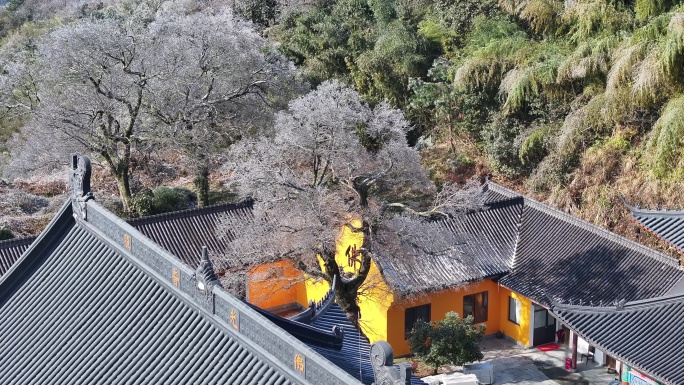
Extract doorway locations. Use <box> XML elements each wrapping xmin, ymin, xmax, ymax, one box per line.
<box><xmin>533</xmin><ymin>305</ymin><xmax>556</xmax><ymax>346</ymax></box>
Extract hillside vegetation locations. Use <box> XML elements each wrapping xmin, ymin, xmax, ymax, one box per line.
<box><xmin>263</xmin><ymin>0</ymin><xmax>684</xmax><ymax>259</ymax></box>
<box><xmin>0</xmin><ymin>0</ymin><xmax>682</xmax><ymax>260</ymax></box>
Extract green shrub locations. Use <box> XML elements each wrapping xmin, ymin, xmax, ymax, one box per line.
<box><xmin>648</xmin><ymin>95</ymin><xmax>684</xmax><ymax>179</ymax></box>
<box><xmin>0</xmin><ymin>225</ymin><xmax>14</xmax><ymax>241</ymax></box>
<box><xmin>519</xmin><ymin>125</ymin><xmax>554</xmax><ymax>167</ymax></box>
<box><xmin>130</xmin><ymin>188</ymin><xmax>155</xmax><ymax>217</ymax></box>
<box><xmin>152</xmin><ymin>186</ymin><xmax>192</xmax><ymax>214</ymax></box>
<box><xmin>130</xmin><ymin>186</ymin><xmax>193</xmax><ymax>217</ymax></box>
<box><xmin>407</xmin><ymin>311</ymin><xmax>485</xmax><ymax>374</ymax></box>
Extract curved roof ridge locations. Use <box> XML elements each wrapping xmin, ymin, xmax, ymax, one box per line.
<box><xmin>487</xmin><ymin>181</ymin><xmax>681</xmax><ymax>268</ymax></box>
<box><xmin>483</xmin><ymin>181</ymin><xmax>522</xmax><ymax>200</ymax></box>
<box><xmin>127</xmin><ymin>199</ymin><xmax>253</xmax><ymax>226</ymax></box>
<box><xmin>622</xmin><ymin>196</ymin><xmax>684</xmax><ymax>217</ymax></box>
<box><xmin>0</xmin><ymin>235</ymin><xmax>36</xmax><ymax>249</ymax></box>
<box><xmin>553</xmin><ymin>292</ymin><xmax>684</xmax><ymax>313</ymax></box>
<box><xmin>80</xmin><ymin>199</ymin><xmax>361</xmax><ymax>384</ymax></box>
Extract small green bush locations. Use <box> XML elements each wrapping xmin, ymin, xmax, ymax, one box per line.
<box><xmin>152</xmin><ymin>186</ymin><xmax>192</xmax><ymax>214</ymax></box>
<box><xmin>130</xmin><ymin>188</ymin><xmax>155</xmax><ymax>217</ymax></box>
<box><xmin>408</xmin><ymin>311</ymin><xmax>485</xmax><ymax>373</ymax></box>
<box><xmin>130</xmin><ymin>186</ymin><xmax>192</xmax><ymax>217</ymax></box>
<box><xmin>0</xmin><ymin>225</ymin><xmax>14</xmax><ymax>241</ymax></box>
<box><xmin>519</xmin><ymin>126</ymin><xmax>550</xmax><ymax>166</ymax></box>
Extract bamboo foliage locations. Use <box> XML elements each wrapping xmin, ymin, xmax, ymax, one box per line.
<box><xmin>635</xmin><ymin>0</ymin><xmax>666</xmax><ymax>21</ymax></box>
<box><xmin>648</xmin><ymin>95</ymin><xmax>684</xmax><ymax>178</ymax></box>
<box><xmin>557</xmin><ymin>34</ymin><xmax>619</xmax><ymax>82</ymax></box>
<box><xmin>500</xmin><ymin>0</ymin><xmax>563</xmax><ymax>36</ymax></box>
<box><xmin>562</xmin><ymin>0</ymin><xmax>632</xmax><ymax>42</ymax></box>
<box><xmin>605</xmin><ymin>14</ymin><xmax>669</xmax><ymax>93</ymax></box>
<box><xmin>606</xmin><ymin>42</ymin><xmax>648</xmax><ymax>92</ymax></box>
<box><xmin>625</xmin><ymin>13</ymin><xmax>684</xmax><ymax>104</ymax></box>
<box><xmin>500</xmin><ymin>43</ymin><xmax>564</xmax><ymax>114</ymax></box>
<box><xmin>453</xmin><ymin>18</ymin><xmax>528</xmax><ymax>91</ymax></box>
<box><xmin>500</xmin><ymin>67</ymin><xmax>539</xmax><ymax>114</ymax></box>
<box><xmin>661</xmin><ymin>13</ymin><xmax>684</xmax><ymax>76</ymax></box>
<box><xmin>498</xmin><ymin>0</ymin><xmax>528</xmax><ymax>14</ymax></box>
<box><xmin>632</xmin><ymin>46</ymin><xmax>668</xmax><ymax>104</ymax></box>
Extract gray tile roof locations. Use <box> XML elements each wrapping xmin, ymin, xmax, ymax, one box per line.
<box><xmin>492</xmin><ymin>183</ymin><xmax>684</xmax><ymax>307</ymax></box>
<box><xmin>0</xmin><ymin>236</ymin><xmax>33</xmax><ymax>277</ymax></box>
<box><xmin>372</xmin><ymin>186</ymin><xmax>522</xmax><ymax>296</ymax></box>
<box><xmin>0</xmin><ymin>201</ymin><xmax>253</xmax><ymax>280</ymax></box>
<box><xmin>625</xmin><ymin>202</ymin><xmax>684</xmax><ymax>254</ymax></box>
<box><xmin>553</xmin><ymin>294</ymin><xmax>684</xmax><ymax>385</ymax></box>
<box><xmin>128</xmin><ymin>200</ymin><xmax>253</xmax><ymax>270</ymax></box>
<box><xmin>371</xmin><ymin>182</ymin><xmax>684</xmax><ymax>302</ymax></box>
<box><xmin>1</xmin><ymin>221</ymin><xmax>295</xmax><ymax>384</ymax></box>
<box><xmin>309</xmin><ymin>303</ymin><xmax>374</xmax><ymax>384</ymax></box>
<box><xmin>0</xmin><ymin>159</ymin><xmax>363</xmax><ymax>385</ymax></box>
<box><xmin>308</xmin><ymin>303</ymin><xmax>427</xmax><ymax>385</ymax></box>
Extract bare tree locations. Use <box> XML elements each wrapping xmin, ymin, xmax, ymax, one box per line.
<box><xmin>11</xmin><ymin>0</ymin><xmax>297</xmax><ymax>210</ymax></box>
<box><xmin>32</xmin><ymin>18</ymin><xmax>152</xmax><ymax>211</ymax></box>
<box><xmin>145</xmin><ymin>5</ymin><xmax>299</xmax><ymax>206</ymax></box>
<box><xmin>220</xmin><ymin>80</ymin><xmax>480</xmax><ymax>324</ymax></box>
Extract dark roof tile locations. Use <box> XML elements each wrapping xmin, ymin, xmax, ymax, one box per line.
<box><xmin>0</xmin><ymin>167</ymin><xmax>363</xmax><ymax>385</ymax></box>
<box><xmin>372</xmin><ymin>186</ymin><xmax>522</xmax><ymax>296</ymax></box>
<box><xmin>0</xmin><ymin>201</ymin><xmax>254</xmax><ymax>280</ymax></box>
<box><xmin>129</xmin><ymin>201</ymin><xmax>253</xmax><ymax>269</ymax></box>
<box><xmin>554</xmin><ymin>294</ymin><xmax>684</xmax><ymax>385</ymax></box>
<box><xmin>0</xmin><ymin>236</ymin><xmax>33</xmax><ymax>277</ymax></box>
<box><xmin>625</xmin><ymin>202</ymin><xmax>684</xmax><ymax>254</ymax></box>
<box><xmin>494</xmin><ymin>183</ymin><xmax>684</xmax><ymax>306</ymax></box>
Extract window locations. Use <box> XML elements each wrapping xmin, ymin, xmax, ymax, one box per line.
<box><xmin>405</xmin><ymin>304</ymin><xmax>430</xmax><ymax>339</ymax></box>
<box><xmin>508</xmin><ymin>296</ymin><xmax>521</xmax><ymax>325</ymax></box>
<box><xmin>463</xmin><ymin>291</ymin><xmax>488</xmax><ymax>323</ymax></box>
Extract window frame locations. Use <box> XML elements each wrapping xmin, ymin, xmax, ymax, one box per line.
<box><xmin>508</xmin><ymin>296</ymin><xmax>521</xmax><ymax>325</ymax></box>
<box><xmin>404</xmin><ymin>304</ymin><xmax>431</xmax><ymax>339</ymax></box>
<box><xmin>463</xmin><ymin>291</ymin><xmax>488</xmax><ymax>324</ymax></box>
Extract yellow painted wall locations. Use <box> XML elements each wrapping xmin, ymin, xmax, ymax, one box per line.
<box><xmin>332</xmin><ymin>219</ymin><xmax>393</xmax><ymax>345</ymax></box>
<box><xmin>247</xmin><ymin>220</ymin><xmax>536</xmax><ymax>356</ymax></box>
<box><xmin>298</xmin><ymin>274</ymin><xmax>330</xmax><ymax>308</ymax></box>
<box><xmin>498</xmin><ymin>286</ymin><xmax>532</xmax><ymax>347</ymax></box>
<box><xmin>386</xmin><ymin>280</ymin><xmax>503</xmax><ymax>356</ymax></box>
<box><xmin>253</xmin><ymin>219</ymin><xmax>536</xmax><ymax>355</ymax></box>
<box><xmin>249</xmin><ymin>217</ymin><xmax>375</xmax><ymax>310</ymax></box>
<box><xmin>248</xmin><ymin>260</ymin><xmax>303</xmax><ymax>309</ymax></box>
<box><xmin>357</xmin><ymin>260</ymin><xmax>393</xmax><ymax>345</ymax></box>
<box><xmin>293</xmin><ymin>218</ymin><xmax>393</xmax><ymax>344</ymax></box>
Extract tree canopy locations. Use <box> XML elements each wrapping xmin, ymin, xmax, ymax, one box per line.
<box><xmin>408</xmin><ymin>311</ymin><xmax>485</xmax><ymax>373</ymax></box>
<box><xmin>220</xmin><ymin>80</ymin><xmax>478</xmax><ymax>323</ymax></box>
<box><xmin>6</xmin><ymin>0</ymin><xmax>297</xmax><ymax>212</ymax></box>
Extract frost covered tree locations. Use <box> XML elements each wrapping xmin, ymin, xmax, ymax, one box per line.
<box><xmin>13</xmin><ymin>0</ymin><xmax>298</xmax><ymax>211</ymax></box>
<box><xmin>145</xmin><ymin>5</ymin><xmax>298</xmax><ymax>206</ymax></box>
<box><xmin>31</xmin><ymin>19</ymin><xmax>151</xmax><ymax>211</ymax></box>
<box><xmin>220</xmin><ymin>80</ymin><xmax>480</xmax><ymax>324</ymax></box>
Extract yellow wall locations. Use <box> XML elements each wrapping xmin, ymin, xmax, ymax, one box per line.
<box><xmin>247</xmin><ymin>220</ymin><xmax>534</xmax><ymax>355</ymax></box>
<box><xmin>385</xmin><ymin>280</ymin><xmax>504</xmax><ymax>356</ymax></box>
<box><xmin>357</xmin><ymin>260</ymin><xmax>393</xmax><ymax>345</ymax></box>
<box><xmin>298</xmin><ymin>274</ymin><xmax>330</xmax><ymax>308</ymax></box>
<box><xmin>498</xmin><ymin>286</ymin><xmax>532</xmax><ymax>347</ymax></box>
<box><xmin>248</xmin><ymin>260</ymin><xmax>303</xmax><ymax>309</ymax></box>
<box><xmin>293</xmin><ymin>218</ymin><xmax>393</xmax><ymax>344</ymax></box>
<box><xmin>249</xmin><ymin>218</ymin><xmax>374</xmax><ymax>311</ymax></box>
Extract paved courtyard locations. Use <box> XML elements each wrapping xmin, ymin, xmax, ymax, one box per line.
<box><xmin>424</xmin><ymin>338</ymin><xmax>619</xmax><ymax>385</ymax></box>
<box><xmin>483</xmin><ymin>338</ymin><xmax>619</xmax><ymax>385</ymax></box>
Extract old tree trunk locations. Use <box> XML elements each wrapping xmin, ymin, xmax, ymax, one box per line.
<box><xmin>320</xmin><ymin>221</ymin><xmax>372</xmax><ymax>327</ymax></box>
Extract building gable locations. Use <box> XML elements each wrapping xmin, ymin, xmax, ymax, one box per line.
<box><xmin>553</xmin><ymin>294</ymin><xmax>684</xmax><ymax>385</ymax></box>
<box><xmin>0</xmin><ymin>155</ymin><xmax>362</xmax><ymax>385</ymax></box>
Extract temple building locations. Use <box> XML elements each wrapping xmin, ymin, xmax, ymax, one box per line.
<box><xmin>0</xmin><ymin>155</ymin><xmax>417</xmax><ymax>385</ymax></box>
<box><xmin>3</xmin><ymin>156</ymin><xmax>684</xmax><ymax>384</ymax></box>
